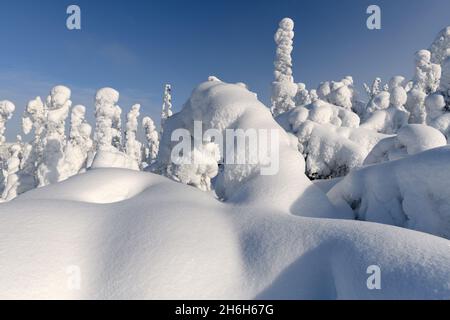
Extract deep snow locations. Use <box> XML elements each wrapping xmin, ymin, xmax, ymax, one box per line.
<box><xmin>0</xmin><ymin>168</ymin><xmax>449</xmax><ymax>299</ymax></box>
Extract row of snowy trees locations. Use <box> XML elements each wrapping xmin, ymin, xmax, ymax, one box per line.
<box><xmin>270</xmin><ymin>18</ymin><xmax>450</xmax><ymax>179</ymax></box>
<box><xmin>0</xmin><ymin>84</ymin><xmax>173</xmax><ymax>201</ymax></box>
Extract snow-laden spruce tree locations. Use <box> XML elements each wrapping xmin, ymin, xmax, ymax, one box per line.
<box><xmin>0</xmin><ymin>100</ymin><xmax>15</xmax><ymax>144</ymax></box>
<box><xmin>429</xmin><ymin>26</ymin><xmax>450</xmax><ymax>65</ymax></box>
<box><xmin>271</xmin><ymin>17</ymin><xmax>297</xmax><ymax>117</ymax></box>
<box><xmin>142</xmin><ymin>116</ymin><xmax>159</xmax><ymax>168</ymax></box>
<box><xmin>94</xmin><ymin>87</ymin><xmax>122</xmax><ymax>152</ymax></box>
<box><xmin>37</xmin><ymin>86</ymin><xmax>72</xmax><ymax>186</ymax></box>
<box><xmin>125</xmin><ymin>104</ymin><xmax>142</xmax><ymax>168</ymax></box>
<box><xmin>60</xmin><ymin>105</ymin><xmax>93</xmax><ymax>180</ymax></box>
<box><xmin>161</xmin><ymin>84</ymin><xmax>173</xmax><ymax>134</ymax></box>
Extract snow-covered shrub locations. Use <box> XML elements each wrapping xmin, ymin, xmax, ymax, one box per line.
<box><xmin>142</xmin><ymin>116</ymin><xmax>159</xmax><ymax>168</ymax></box>
<box><xmin>37</xmin><ymin>85</ymin><xmax>72</xmax><ymax>187</ymax></box>
<box><xmin>425</xmin><ymin>93</ymin><xmax>450</xmax><ymax>140</ymax></box>
<box><xmin>0</xmin><ymin>100</ymin><xmax>15</xmax><ymax>144</ymax></box>
<box><xmin>329</xmin><ymin>146</ymin><xmax>450</xmax><ymax>239</ymax></box>
<box><xmin>94</xmin><ymin>87</ymin><xmax>122</xmax><ymax>151</ymax></box>
<box><xmin>61</xmin><ymin>105</ymin><xmax>93</xmax><ymax>180</ymax></box>
<box><xmin>364</xmin><ymin>124</ymin><xmax>446</xmax><ymax>165</ymax></box>
<box><xmin>161</xmin><ymin>84</ymin><xmax>173</xmax><ymax>133</ymax></box>
<box><xmin>124</xmin><ymin>104</ymin><xmax>142</xmax><ymax>168</ymax></box>
<box><xmin>270</xmin><ymin>18</ymin><xmax>297</xmax><ymax>116</ymax></box>
<box><xmin>168</xmin><ymin>141</ymin><xmax>220</xmax><ymax>191</ymax></box>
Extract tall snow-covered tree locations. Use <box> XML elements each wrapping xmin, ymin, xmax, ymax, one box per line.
<box><xmin>271</xmin><ymin>17</ymin><xmax>297</xmax><ymax>117</ymax></box>
<box><xmin>94</xmin><ymin>87</ymin><xmax>122</xmax><ymax>152</ymax></box>
<box><xmin>0</xmin><ymin>100</ymin><xmax>15</xmax><ymax>145</ymax></box>
<box><xmin>37</xmin><ymin>85</ymin><xmax>72</xmax><ymax>187</ymax></box>
<box><xmin>125</xmin><ymin>104</ymin><xmax>142</xmax><ymax>167</ymax></box>
<box><xmin>142</xmin><ymin>116</ymin><xmax>159</xmax><ymax>168</ymax></box>
<box><xmin>161</xmin><ymin>84</ymin><xmax>173</xmax><ymax>133</ymax></box>
<box><xmin>61</xmin><ymin>105</ymin><xmax>93</xmax><ymax>180</ymax></box>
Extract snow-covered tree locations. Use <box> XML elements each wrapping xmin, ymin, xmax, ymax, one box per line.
<box><xmin>271</xmin><ymin>17</ymin><xmax>297</xmax><ymax>116</ymax></box>
<box><xmin>61</xmin><ymin>105</ymin><xmax>93</xmax><ymax>180</ymax></box>
<box><xmin>294</xmin><ymin>83</ymin><xmax>311</xmax><ymax>107</ymax></box>
<box><xmin>37</xmin><ymin>85</ymin><xmax>72</xmax><ymax>187</ymax></box>
<box><xmin>438</xmin><ymin>55</ymin><xmax>450</xmax><ymax>108</ymax></box>
<box><xmin>125</xmin><ymin>104</ymin><xmax>142</xmax><ymax>167</ymax></box>
<box><xmin>161</xmin><ymin>84</ymin><xmax>173</xmax><ymax>133</ymax></box>
<box><xmin>429</xmin><ymin>26</ymin><xmax>450</xmax><ymax>65</ymax></box>
<box><xmin>412</xmin><ymin>49</ymin><xmax>441</xmax><ymax>94</ymax></box>
<box><xmin>142</xmin><ymin>116</ymin><xmax>159</xmax><ymax>168</ymax></box>
<box><xmin>0</xmin><ymin>100</ymin><xmax>15</xmax><ymax>145</ymax></box>
<box><xmin>316</xmin><ymin>77</ymin><xmax>355</xmax><ymax>110</ymax></box>
<box><xmin>1</xmin><ymin>142</ymin><xmax>22</xmax><ymax>201</ymax></box>
<box><xmin>94</xmin><ymin>87</ymin><xmax>121</xmax><ymax>151</ymax></box>
<box><xmin>363</xmin><ymin>77</ymin><xmax>382</xmax><ymax>100</ymax></box>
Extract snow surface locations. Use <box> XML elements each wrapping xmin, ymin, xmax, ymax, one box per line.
<box><xmin>1</xmin><ymin>167</ymin><xmax>450</xmax><ymax>299</ymax></box>
<box><xmin>329</xmin><ymin>146</ymin><xmax>450</xmax><ymax>239</ymax></box>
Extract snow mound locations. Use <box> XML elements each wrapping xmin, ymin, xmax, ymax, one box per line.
<box><xmin>0</xmin><ymin>168</ymin><xmax>449</xmax><ymax>299</ymax></box>
<box><xmin>91</xmin><ymin>148</ymin><xmax>139</xmax><ymax>171</ymax></box>
<box><xmin>157</xmin><ymin>79</ymin><xmax>337</xmax><ymax>218</ymax></box>
<box><xmin>364</xmin><ymin>124</ymin><xmax>446</xmax><ymax>164</ymax></box>
<box><xmin>329</xmin><ymin>146</ymin><xmax>450</xmax><ymax>239</ymax></box>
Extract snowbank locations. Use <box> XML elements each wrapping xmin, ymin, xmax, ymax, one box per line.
<box><xmin>0</xmin><ymin>168</ymin><xmax>449</xmax><ymax>299</ymax></box>
<box><xmin>329</xmin><ymin>146</ymin><xmax>450</xmax><ymax>239</ymax></box>
<box><xmin>364</xmin><ymin>124</ymin><xmax>446</xmax><ymax>164</ymax></box>
<box><xmin>157</xmin><ymin>78</ymin><xmax>337</xmax><ymax>218</ymax></box>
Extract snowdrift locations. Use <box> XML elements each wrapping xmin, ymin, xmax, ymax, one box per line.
<box><xmin>328</xmin><ymin>146</ymin><xmax>450</xmax><ymax>239</ymax></box>
<box><xmin>0</xmin><ymin>168</ymin><xmax>450</xmax><ymax>299</ymax></box>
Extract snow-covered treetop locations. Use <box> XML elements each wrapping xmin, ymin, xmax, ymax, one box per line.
<box><xmin>0</xmin><ymin>100</ymin><xmax>15</xmax><ymax>144</ymax></box>
<box><xmin>161</xmin><ymin>84</ymin><xmax>173</xmax><ymax>131</ymax></box>
<box><xmin>429</xmin><ymin>26</ymin><xmax>450</xmax><ymax>65</ymax></box>
<box><xmin>274</xmin><ymin>17</ymin><xmax>294</xmax><ymax>82</ymax></box>
<box><xmin>46</xmin><ymin>85</ymin><xmax>71</xmax><ymax>111</ymax></box>
<box><xmin>95</xmin><ymin>87</ymin><xmax>120</xmax><ymax>108</ymax></box>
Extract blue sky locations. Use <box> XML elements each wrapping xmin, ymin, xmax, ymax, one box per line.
<box><xmin>0</xmin><ymin>0</ymin><xmax>449</xmax><ymax>140</ymax></box>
